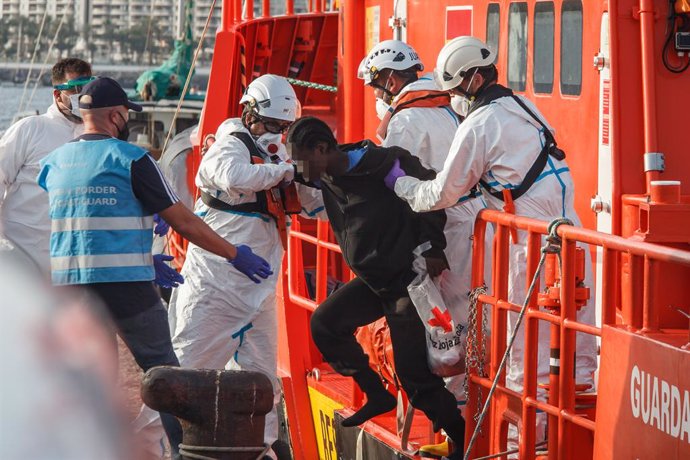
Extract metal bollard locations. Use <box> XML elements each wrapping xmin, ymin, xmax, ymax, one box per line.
<box><xmin>141</xmin><ymin>367</ymin><xmax>274</xmax><ymax>460</ymax></box>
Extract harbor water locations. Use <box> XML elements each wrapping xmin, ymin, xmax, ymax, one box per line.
<box><xmin>0</xmin><ymin>84</ymin><xmax>55</xmax><ymax>134</ymax></box>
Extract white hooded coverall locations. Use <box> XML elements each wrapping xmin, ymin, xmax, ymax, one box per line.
<box><xmin>158</xmin><ymin>125</ymin><xmax>196</xmax><ymax>211</ymax></box>
<box><xmin>169</xmin><ymin>118</ymin><xmax>325</xmax><ymax>455</ymax></box>
<box><xmin>0</xmin><ymin>104</ymin><xmax>83</xmax><ymax>273</ymax></box>
<box><xmin>381</xmin><ymin>74</ymin><xmax>487</xmax><ymax>408</ymax></box>
<box><xmin>393</xmin><ymin>94</ymin><xmax>598</xmax><ymax>447</ymax></box>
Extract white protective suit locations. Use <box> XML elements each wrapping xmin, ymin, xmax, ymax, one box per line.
<box><xmin>381</xmin><ymin>74</ymin><xmax>487</xmax><ymax>409</ymax></box>
<box><xmin>394</xmin><ymin>93</ymin><xmax>598</xmax><ymax>447</ymax></box>
<box><xmin>169</xmin><ymin>118</ymin><xmax>325</xmax><ymax>456</ymax></box>
<box><xmin>158</xmin><ymin>125</ymin><xmax>196</xmax><ymax>210</ymax></box>
<box><xmin>0</xmin><ymin>103</ymin><xmax>83</xmax><ymax>273</ymax></box>
<box><xmin>153</xmin><ymin>125</ymin><xmax>198</xmax><ymax>256</ymax></box>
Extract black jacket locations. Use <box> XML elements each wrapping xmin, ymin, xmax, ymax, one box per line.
<box><xmin>321</xmin><ymin>140</ymin><xmax>447</xmax><ymax>297</ymax></box>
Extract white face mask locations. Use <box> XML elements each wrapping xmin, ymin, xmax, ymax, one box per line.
<box><xmin>375</xmin><ymin>98</ymin><xmax>392</xmax><ymax>120</ymax></box>
<box><xmin>450</xmin><ymin>68</ymin><xmax>479</xmax><ymax>118</ymax></box>
<box><xmin>450</xmin><ymin>94</ymin><xmax>471</xmax><ymax>117</ymax></box>
<box><xmin>255</xmin><ymin>132</ymin><xmax>285</xmax><ymax>158</ymax></box>
<box><xmin>68</xmin><ymin>93</ymin><xmax>82</xmax><ymax>119</ymax></box>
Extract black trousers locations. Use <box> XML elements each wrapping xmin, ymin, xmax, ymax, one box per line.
<box><xmin>310</xmin><ymin>277</ymin><xmax>463</xmax><ymax>435</ymax></box>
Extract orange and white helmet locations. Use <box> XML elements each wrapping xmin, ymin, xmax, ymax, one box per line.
<box><xmin>239</xmin><ymin>74</ymin><xmax>300</xmax><ymax>122</ymax></box>
<box><xmin>433</xmin><ymin>36</ymin><xmax>495</xmax><ymax>91</ymax></box>
<box><xmin>357</xmin><ymin>40</ymin><xmax>423</xmax><ymax>85</ymax></box>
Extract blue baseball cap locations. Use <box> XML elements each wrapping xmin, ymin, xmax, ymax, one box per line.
<box><xmin>78</xmin><ymin>77</ymin><xmax>143</xmax><ymax>112</ymax></box>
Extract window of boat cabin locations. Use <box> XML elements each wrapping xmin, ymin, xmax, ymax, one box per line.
<box><xmin>561</xmin><ymin>0</ymin><xmax>583</xmax><ymax>95</ymax></box>
<box><xmin>486</xmin><ymin>4</ymin><xmax>500</xmax><ymax>62</ymax></box>
<box><xmin>507</xmin><ymin>2</ymin><xmax>528</xmax><ymax>91</ymax></box>
<box><xmin>533</xmin><ymin>2</ymin><xmax>554</xmax><ymax>93</ymax></box>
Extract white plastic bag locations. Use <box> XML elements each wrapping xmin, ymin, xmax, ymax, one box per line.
<box><xmin>407</xmin><ymin>243</ymin><xmax>467</xmax><ymax>377</ymax></box>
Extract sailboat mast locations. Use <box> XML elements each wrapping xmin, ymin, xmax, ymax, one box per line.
<box><xmin>16</xmin><ymin>20</ymin><xmax>22</xmax><ymax>73</ymax></box>
<box><xmin>176</xmin><ymin>0</ymin><xmax>187</xmax><ymax>40</ymax></box>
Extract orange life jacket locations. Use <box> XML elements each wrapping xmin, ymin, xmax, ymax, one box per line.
<box><xmin>376</xmin><ymin>89</ymin><xmax>453</xmax><ymax>141</ymax></box>
<box><xmin>200</xmin><ymin>132</ymin><xmax>301</xmax><ymax>250</ymax></box>
<box><xmin>251</xmin><ymin>156</ymin><xmax>302</xmax><ymax>249</ymax></box>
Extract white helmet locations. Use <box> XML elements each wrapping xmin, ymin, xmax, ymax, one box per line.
<box><xmin>433</xmin><ymin>36</ymin><xmax>495</xmax><ymax>91</ymax></box>
<box><xmin>357</xmin><ymin>39</ymin><xmax>423</xmax><ymax>85</ymax></box>
<box><xmin>239</xmin><ymin>74</ymin><xmax>299</xmax><ymax>122</ymax></box>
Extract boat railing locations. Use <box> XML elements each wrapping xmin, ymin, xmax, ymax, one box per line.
<box><xmin>168</xmin><ymin>0</ymin><xmax>338</xmax><ymax>267</ymax></box>
<box><xmin>198</xmin><ymin>0</ymin><xmax>337</xmax><ymax>147</ymax></box>
<box><xmin>278</xmin><ymin>216</ymin><xmax>356</xmax><ymax>459</ymax></box>
<box><xmin>464</xmin><ymin>209</ymin><xmax>690</xmax><ymax>460</ymax></box>
<box><xmin>280</xmin><ymin>207</ymin><xmax>690</xmax><ymax>459</ymax></box>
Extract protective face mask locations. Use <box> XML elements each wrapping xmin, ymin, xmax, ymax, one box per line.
<box><xmin>255</xmin><ymin>132</ymin><xmax>285</xmax><ymax>158</ymax></box>
<box><xmin>115</xmin><ymin>113</ymin><xmax>130</xmax><ymax>141</ymax></box>
<box><xmin>68</xmin><ymin>93</ymin><xmax>82</xmax><ymax>119</ymax></box>
<box><xmin>450</xmin><ymin>94</ymin><xmax>471</xmax><ymax>118</ymax></box>
<box><xmin>375</xmin><ymin>98</ymin><xmax>393</xmax><ymax>120</ymax></box>
<box><xmin>451</xmin><ymin>68</ymin><xmax>479</xmax><ymax>118</ymax></box>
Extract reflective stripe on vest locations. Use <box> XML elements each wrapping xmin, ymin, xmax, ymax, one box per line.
<box><xmin>51</xmin><ymin>215</ymin><xmax>154</xmax><ymax>232</ymax></box>
<box><xmin>39</xmin><ymin>138</ymin><xmax>155</xmax><ymax>285</ymax></box>
<box><xmin>51</xmin><ymin>253</ymin><xmax>154</xmax><ymax>271</ymax></box>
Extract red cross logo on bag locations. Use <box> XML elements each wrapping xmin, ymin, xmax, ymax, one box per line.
<box><xmin>428</xmin><ymin>307</ymin><xmax>453</xmax><ymax>333</ymax></box>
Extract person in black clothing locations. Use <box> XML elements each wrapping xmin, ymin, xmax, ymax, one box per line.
<box><xmin>286</xmin><ymin>116</ymin><xmax>465</xmax><ymax>458</ymax></box>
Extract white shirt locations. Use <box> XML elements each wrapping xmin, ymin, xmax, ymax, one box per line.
<box><xmin>0</xmin><ymin>103</ymin><xmax>83</xmax><ymax>272</ymax></box>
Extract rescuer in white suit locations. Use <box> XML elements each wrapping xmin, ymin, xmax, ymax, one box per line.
<box><xmin>384</xmin><ymin>36</ymin><xmax>598</xmax><ymax>452</ymax></box>
<box><xmin>169</xmin><ymin>74</ymin><xmax>325</xmax><ymax>460</ymax></box>
<box><xmin>0</xmin><ymin>58</ymin><xmax>92</xmax><ymax>273</ymax></box>
<box><xmin>358</xmin><ymin>40</ymin><xmax>488</xmax><ymax>456</ymax></box>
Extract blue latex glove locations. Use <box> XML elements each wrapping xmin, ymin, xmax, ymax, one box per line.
<box><xmin>228</xmin><ymin>245</ymin><xmax>273</xmax><ymax>284</ymax></box>
<box><xmin>384</xmin><ymin>158</ymin><xmax>406</xmax><ymax>190</ymax></box>
<box><xmin>153</xmin><ymin>254</ymin><xmax>184</xmax><ymax>289</ymax></box>
<box><xmin>153</xmin><ymin>213</ymin><xmax>170</xmax><ymax>236</ymax></box>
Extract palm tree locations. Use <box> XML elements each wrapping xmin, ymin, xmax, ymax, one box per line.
<box><xmin>53</xmin><ymin>16</ymin><xmax>79</xmax><ymax>58</ymax></box>
<box><xmin>0</xmin><ymin>17</ymin><xmax>13</xmax><ymax>60</ymax></box>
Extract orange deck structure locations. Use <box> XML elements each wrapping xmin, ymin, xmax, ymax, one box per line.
<box><xmin>170</xmin><ymin>0</ymin><xmax>690</xmax><ymax>458</ymax></box>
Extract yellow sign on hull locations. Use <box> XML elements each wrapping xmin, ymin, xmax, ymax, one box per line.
<box><xmin>308</xmin><ymin>386</ymin><xmax>344</xmax><ymax>460</ymax></box>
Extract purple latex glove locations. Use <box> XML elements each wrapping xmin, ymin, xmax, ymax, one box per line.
<box><xmin>153</xmin><ymin>213</ymin><xmax>170</xmax><ymax>236</ymax></box>
<box><xmin>384</xmin><ymin>158</ymin><xmax>406</xmax><ymax>190</ymax></box>
<box><xmin>153</xmin><ymin>254</ymin><xmax>184</xmax><ymax>288</ymax></box>
<box><xmin>228</xmin><ymin>245</ymin><xmax>273</xmax><ymax>284</ymax></box>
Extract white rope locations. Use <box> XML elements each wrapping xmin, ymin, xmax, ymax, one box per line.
<box><xmin>472</xmin><ymin>441</ymin><xmax>547</xmax><ymax>460</ymax></box>
<box><xmin>179</xmin><ymin>442</ymin><xmax>269</xmax><ymax>460</ymax></box>
<box><xmin>143</xmin><ymin>0</ymin><xmax>156</xmax><ymax>64</ymax></box>
<box><xmin>160</xmin><ymin>0</ymin><xmax>218</xmax><ymax>157</ymax></box>
<box><xmin>18</xmin><ymin>8</ymin><xmax>49</xmax><ymax>113</ymax></box>
<box><xmin>25</xmin><ymin>0</ymin><xmax>74</xmax><ymax>110</ymax></box>
<box><xmin>463</xmin><ymin>218</ymin><xmax>572</xmax><ymax>460</ymax></box>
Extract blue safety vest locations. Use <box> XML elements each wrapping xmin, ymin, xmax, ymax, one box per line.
<box><xmin>38</xmin><ymin>138</ymin><xmax>154</xmax><ymax>285</ymax></box>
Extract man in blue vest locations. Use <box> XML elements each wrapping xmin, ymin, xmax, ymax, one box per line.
<box><xmin>37</xmin><ymin>77</ymin><xmax>273</xmax><ymax>459</ymax></box>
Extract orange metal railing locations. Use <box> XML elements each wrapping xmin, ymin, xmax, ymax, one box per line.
<box><xmin>279</xmin><ymin>216</ymin><xmax>355</xmax><ymax>459</ymax></box>
<box><xmin>281</xmin><ymin>206</ymin><xmax>690</xmax><ymax>459</ymax></box>
<box><xmin>287</xmin><ymin>218</ymin><xmax>350</xmax><ymax>311</ymax></box>
<box><xmin>168</xmin><ymin>0</ymin><xmax>338</xmax><ymax>267</ymax></box>
<box><xmin>464</xmin><ymin>209</ymin><xmax>690</xmax><ymax>460</ymax></box>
